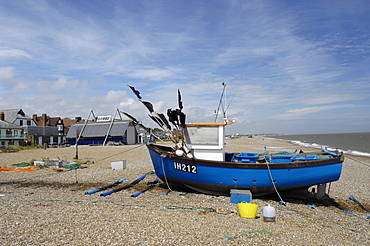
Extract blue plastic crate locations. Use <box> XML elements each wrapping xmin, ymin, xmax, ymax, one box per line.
<box><xmin>230</xmin><ymin>189</ymin><xmax>252</xmax><ymax>203</ymax></box>
<box><xmin>235</xmin><ymin>153</ymin><xmax>259</xmax><ymax>163</ymax></box>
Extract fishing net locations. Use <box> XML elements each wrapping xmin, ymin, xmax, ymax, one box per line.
<box><xmin>62</xmin><ymin>163</ymin><xmax>81</xmax><ymax>169</ymax></box>
<box><xmin>272</xmin><ymin>151</ymin><xmax>292</xmax><ymax>156</ymax></box>
<box><xmin>0</xmin><ymin>166</ymin><xmax>40</xmax><ymax>172</ymax></box>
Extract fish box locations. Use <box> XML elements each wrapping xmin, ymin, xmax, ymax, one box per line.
<box><xmin>230</xmin><ymin>189</ymin><xmax>252</xmax><ymax>203</ymax></box>
<box><xmin>45</xmin><ymin>159</ymin><xmax>63</xmax><ymax>168</ymax></box>
<box><xmin>236</xmin><ymin>153</ymin><xmax>259</xmax><ymax>163</ymax></box>
<box><xmin>34</xmin><ymin>161</ymin><xmax>46</xmax><ymax>166</ymax></box>
<box><xmin>111</xmin><ymin>160</ymin><xmax>126</xmax><ymax>170</ymax></box>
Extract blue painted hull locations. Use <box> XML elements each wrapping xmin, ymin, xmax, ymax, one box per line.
<box><xmin>147</xmin><ymin>144</ymin><xmax>343</xmax><ymax>196</ymax></box>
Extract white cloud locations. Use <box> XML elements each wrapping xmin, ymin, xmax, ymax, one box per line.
<box><xmin>13</xmin><ymin>80</ymin><xmax>29</xmax><ymax>92</ymax></box>
<box><xmin>34</xmin><ymin>77</ymin><xmax>80</xmax><ymax>93</ymax></box>
<box><xmin>0</xmin><ymin>47</ymin><xmax>32</xmax><ymax>59</ymax></box>
<box><xmin>127</xmin><ymin>67</ymin><xmax>181</xmax><ymax>81</ymax></box>
<box><xmin>274</xmin><ymin>104</ymin><xmax>356</xmax><ymax>120</ymax></box>
<box><xmin>52</xmin><ymin>78</ymin><xmax>79</xmax><ymax>91</ymax></box>
<box><xmin>0</xmin><ymin>66</ymin><xmax>15</xmax><ymax>82</ymax></box>
<box><xmin>0</xmin><ymin>1</ymin><xmax>369</xmax><ymax>134</ymax></box>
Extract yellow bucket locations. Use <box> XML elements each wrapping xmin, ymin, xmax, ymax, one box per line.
<box><xmin>238</xmin><ymin>202</ymin><xmax>259</xmax><ymax>218</ymax></box>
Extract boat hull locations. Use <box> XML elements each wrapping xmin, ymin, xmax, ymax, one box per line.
<box><xmin>147</xmin><ymin>144</ymin><xmax>343</xmax><ymax>196</ymax></box>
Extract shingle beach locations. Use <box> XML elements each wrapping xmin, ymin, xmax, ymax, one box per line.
<box><xmin>1</xmin><ymin>137</ymin><xmax>369</xmax><ymax>245</ymax></box>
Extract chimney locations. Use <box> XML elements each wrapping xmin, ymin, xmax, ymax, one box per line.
<box><xmin>33</xmin><ymin>114</ymin><xmax>38</xmax><ymax>122</ymax></box>
<box><xmin>42</xmin><ymin>114</ymin><xmax>47</xmax><ymax>126</ymax></box>
<box><xmin>0</xmin><ymin>111</ymin><xmax>4</xmax><ymax>121</ymax></box>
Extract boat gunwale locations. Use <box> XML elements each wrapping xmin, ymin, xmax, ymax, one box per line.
<box><xmin>147</xmin><ymin>144</ymin><xmax>343</xmax><ymax>169</ymax></box>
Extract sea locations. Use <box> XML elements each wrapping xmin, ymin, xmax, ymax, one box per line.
<box><xmin>266</xmin><ymin>132</ymin><xmax>370</xmax><ymax>157</ymax></box>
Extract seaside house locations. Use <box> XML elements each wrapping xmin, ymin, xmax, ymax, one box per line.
<box><xmin>32</xmin><ymin>114</ymin><xmax>65</xmax><ymax>136</ymax></box>
<box><xmin>24</xmin><ymin>113</ymin><xmax>74</xmax><ymax>146</ymax></box>
<box><xmin>0</xmin><ymin>111</ymin><xmax>26</xmax><ymax>147</ymax></box>
<box><xmin>0</xmin><ymin>109</ymin><xmax>37</xmax><ymax>127</ymax></box>
<box><xmin>0</xmin><ymin>109</ymin><xmax>67</xmax><ymax>146</ymax></box>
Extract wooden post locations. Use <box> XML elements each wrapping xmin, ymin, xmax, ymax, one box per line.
<box><xmin>315</xmin><ymin>183</ymin><xmax>327</xmax><ymax>199</ymax></box>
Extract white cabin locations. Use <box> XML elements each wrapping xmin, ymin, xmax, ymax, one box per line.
<box><xmin>184</xmin><ymin>122</ymin><xmax>231</xmax><ymax>161</ymax></box>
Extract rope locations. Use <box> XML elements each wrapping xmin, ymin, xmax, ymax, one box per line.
<box><xmin>224</xmin><ymin>229</ymin><xmax>273</xmax><ymax>241</ymax></box>
<box><xmin>0</xmin><ymin>144</ymin><xmax>145</xmax><ymax>183</ymax></box>
<box><xmin>95</xmin><ymin>144</ymin><xmax>145</xmax><ymax>163</ymax></box>
<box><xmin>164</xmin><ymin>205</ymin><xmax>233</xmax><ymax>215</ymax></box>
<box><xmin>48</xmin><ymin>199</ymin><xmax>146</xmax><ymax>207</ymax></box>
<box><xmin>0</xmin><ymin>167</ymin><xmax>77</xmax><ymax>183</ymax></box>
<box><xmin>91</xmin><ymin>200</ymin><xmax>146</xmax><ymax>208</ymax></box>
<box><xmin>280</xmin><ymin>196</ymin><xmax>366</xmax><ymax>231</ymax></box>
<box><xmin>160</xmin><ymin>156</ymin><xmax>174</xmax><ymax>192</ymax></box>
<box><xmin>265</xmin><ymin>160</ymin><xmax>286</xmax><ymax>205</ymax></box>
<box><xmin>345</xmin><ymin>155</ymin><xmax>370</xmax><ymax>167</ymax></box>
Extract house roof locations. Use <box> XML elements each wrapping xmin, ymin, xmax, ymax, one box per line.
<box><xmin>66</xmin><ymin>121</ymin><xmax>129</xmax><ymax>139</ymax></box>
<box><xmin>33</xmin><ymin>114</ymin><xmax>63</xmax><ymax>127</ymax></box>
<box><xmin>0</xmin><ymin>120</ymin><xmax>23</xmax><ymax>129</ymax></box>
<box><xmin>63</xmin><ymin>117</ymin><xmax>84</xmax><ymax>128</ymax></box>
<box><xmin>24</xmin><ymin>126</ymin><xmax>59</xmax><ymax>136</ymax></box>
<box><xmin>0</xmin><ymin>109</ymin><xmax>32</xmax><ymax>123</ymax></box>
<box><xmin>49</xmin><ymin>117</ymin><xmax>62</xmax><ymax>126</ymax></box>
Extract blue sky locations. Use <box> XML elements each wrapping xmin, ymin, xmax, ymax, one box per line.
<box><xmin>0</xmin><ymin>0</ymin><xmax>369</xmax><ymax>135</ymax></box>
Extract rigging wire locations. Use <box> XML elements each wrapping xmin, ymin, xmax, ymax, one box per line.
<box><xmin>225</xmin><ymin>92</ymin><xmax>237</xmax><ymax>112</ymax></box>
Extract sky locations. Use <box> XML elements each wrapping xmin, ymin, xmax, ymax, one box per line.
<box><xmin>0</xmin><ymin>0</ymin><xmax>369</xmax><ymax>135</ymax></box>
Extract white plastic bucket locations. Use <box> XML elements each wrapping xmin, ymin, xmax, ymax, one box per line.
<box><xmin>263</xmin><ymin>204</ymin><xmax>276</xmax><ymax>222</ymax></box>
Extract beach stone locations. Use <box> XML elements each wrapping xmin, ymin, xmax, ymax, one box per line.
<box><xmin>0</xmin><ymin>137</ymin><xmax>369</xmax><ymax>245</ymax></box>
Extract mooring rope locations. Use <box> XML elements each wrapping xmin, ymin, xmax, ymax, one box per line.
<box><xmin>345</xmin><ymin>155</ymin><xmax>370</xmax><ymax>167</ymax></box>
<box><xmin>43</xmin><ymin>199</ymin><xmax>146</xmax><ymax>207</ymax></box>
<box><xmin>160</xmin><ymin>156</ymin><xmax>174</xmax><ymax>192</ymax></box>
<box><xmin>0</xmin><ymin>144</ymin><xmax>146</xmax><ymax>183</ymax></box>
<box><xmin>164</xmin><ymin>205</ymin><xmax>233</xmax><ymax>215</ymax></box>
<box><xmin>95</xmin><ymin>144</ymin><xmax>145</xmax><ymax>163</ymax></box>
<box><xmin>0</xmin><ymin>166</ymin><xmax>77</xmax><ymax>183</ymax></box>
<box><xmin>224</xmin><ymin>229</ymin><xmax>273</xmax><ymax>241</ymax></box>
<box><xmin>265</xmin><ymin>160</ymin><xmax>286</xmax><ymax>205</ymax></box>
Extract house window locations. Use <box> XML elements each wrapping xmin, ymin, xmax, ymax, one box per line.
<box><xmin>19</xmin><ymin>120</ymin><xmax>23</xmax><ymax>126</ymax></box>
<box><xmin>27</xmin><ymin>120</ymin><xmax>31</xmax><ymax>126</ymax></box>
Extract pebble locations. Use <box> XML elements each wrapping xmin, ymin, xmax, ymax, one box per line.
<box><xmin>0</xmin><ymin>137</ymin><xmax>369</xmax><ymax>245</ymax></box>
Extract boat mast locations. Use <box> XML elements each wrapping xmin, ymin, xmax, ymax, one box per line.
<box><xmin>214</xmin><ymin>82</ymin><xmax>227</xmax><ymax>123</ymax></box>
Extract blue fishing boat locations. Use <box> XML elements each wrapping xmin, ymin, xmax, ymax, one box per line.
<box><xmin>128</xmin><ymin>85</ymin><xmax>344</xmax><ymax>196</ymax></box>
<box><xmin>147</xmin><ymin>122</ymin><xmax>343</xmax><ymax>196</ymax></box>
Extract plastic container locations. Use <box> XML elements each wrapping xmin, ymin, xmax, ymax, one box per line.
<box><xmin>238</xmin><ymin>202</ymin><xmax>259</xmax><ymax>219</ymax></box>
<box><xmin>111</xmin><ymin>160</ymin><xmax>126</xmax><ymax>170</ymax></box>
<box><xmin>235</xmin><ymin>153</ymin><xmax>259</xmax><ymax>163</ymax></box>
<box><xmin>230</xmin><ymin>189</ymin><xmax>252</xmax><ymax>203</ymax></box>
<box><xmin>263</xmin><ymin>204</ymin><xmax>276</xmax><ymax>222</ymax></box>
